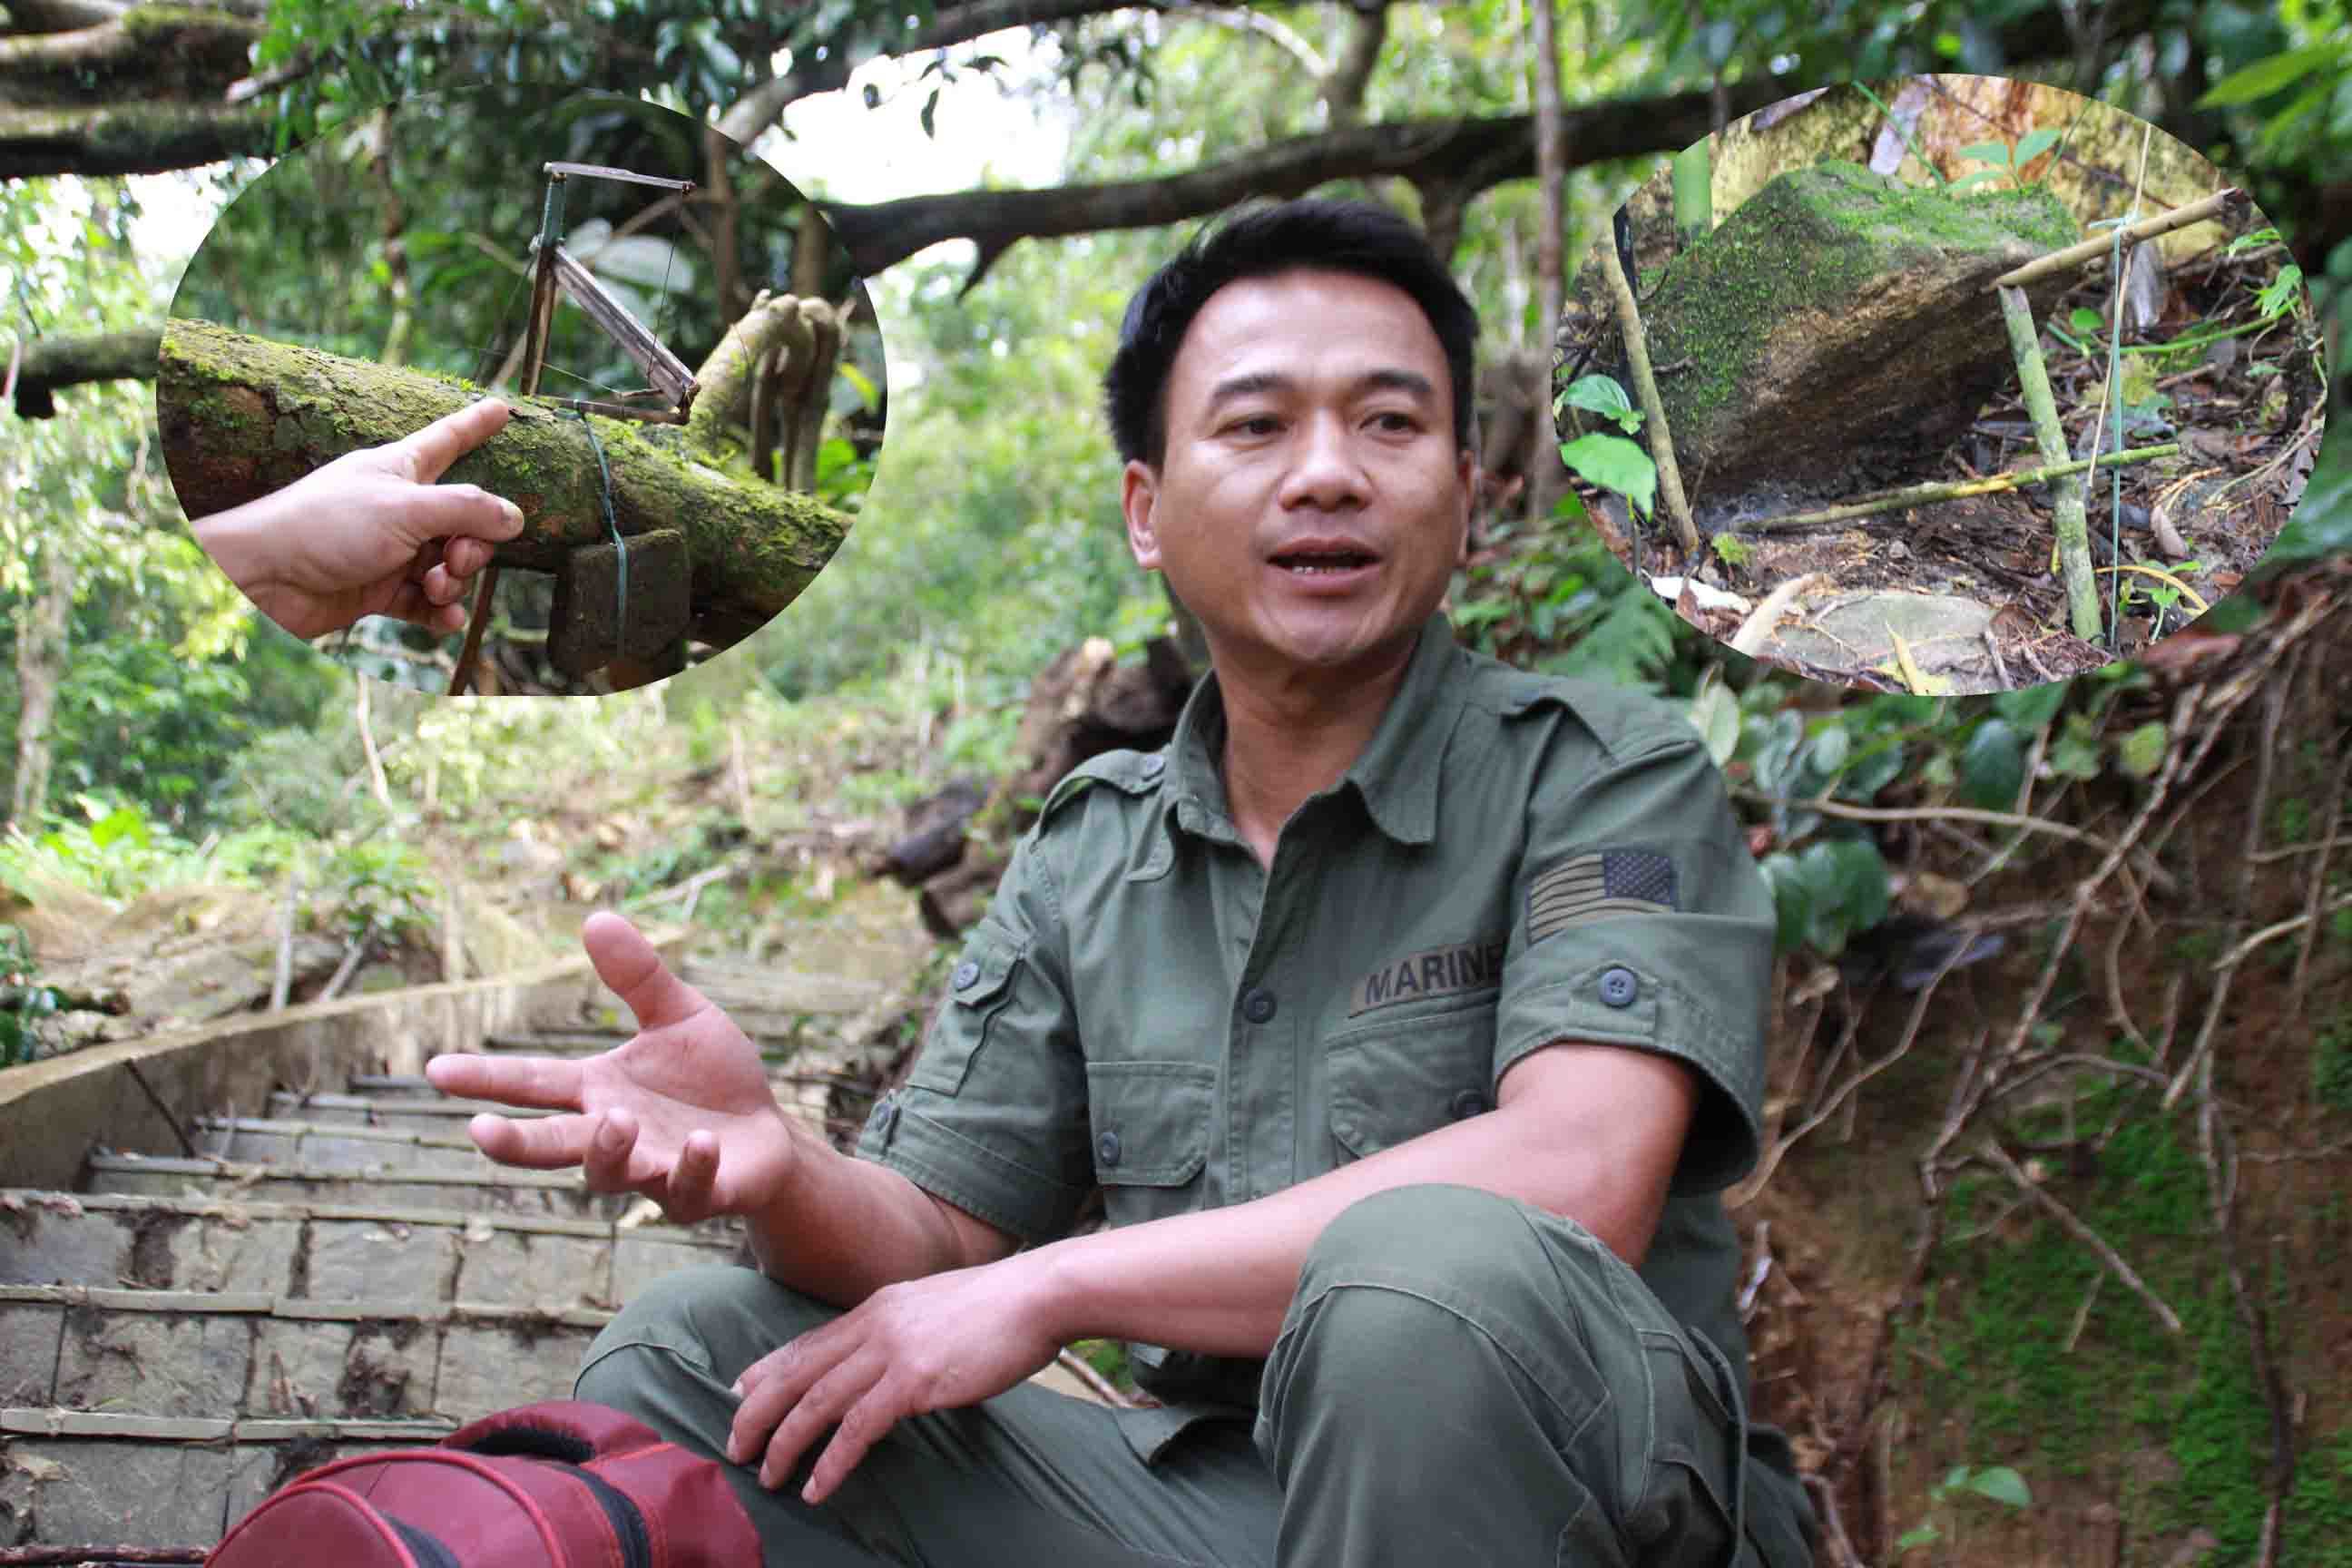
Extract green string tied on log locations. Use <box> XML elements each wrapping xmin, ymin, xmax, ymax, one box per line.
<box><xmin>567</xmin><ymin>407</ymin><xmax>628</xmax><ymax>640</ymax></box>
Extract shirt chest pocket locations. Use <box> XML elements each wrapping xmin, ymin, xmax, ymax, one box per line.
<box><xmin>1085</xmin><ymin>1061</ymin><xmax>1216</xmax><ymax>1225</ymax></box>
<box><xmin>906</xmin><ymin>940</ymin><xmax>1023</xmax><ymax>1098</ymax></box>
<box><xmin>1326</xmin><ymin>1000</ymin><xmax>1499</xmax><ymax>1160</ymax></box>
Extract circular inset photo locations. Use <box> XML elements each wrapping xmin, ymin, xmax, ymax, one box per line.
<box><xmin>1552</xmin><ymin>75</ymin><xmax>2325</xmax><ymax>694</ymax></box>
<box><xmin>163</xmin><ymin>88</ymin><xmax>882</xmax><ymax>696</ymax></box>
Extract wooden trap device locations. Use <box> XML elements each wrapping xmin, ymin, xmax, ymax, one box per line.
<box><xmin>454</xmin><ymin>162</ymin><xmax>702</xmax><ymax>693</ymax></box>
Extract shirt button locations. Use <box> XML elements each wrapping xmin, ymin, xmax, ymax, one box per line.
<box><xmin>1096</xmin><ymin>1130</ymin><xmax>1122</xmax><ymax>1168</ymax></box>
<box><xmin>1241</xmin><ymin>988</ymin><xmax>1277</xmax><ymax>1024</ymax></box>
<box><xmin>1599</xmin><ymin>966</ymin><xmax>1640</xmax><ymax>1008</ymax></box>
<box><xmin>1140</xmin><ymin>754</ymin><xmax>1166</xmax><ymax>779</ymax></box>
<box><xmin>1450</xmin><ymin>1089</ymin><xmax>1488</xmax><ymax>1120</ymax></box>
<box><xmin>952</xmin><ymin>959</ymin><xmax>981</xmax><ymax>990</ymax></box>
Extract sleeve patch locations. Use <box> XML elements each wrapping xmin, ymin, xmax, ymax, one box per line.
<box><xmin>1528</xmin><ymin>849</ymin><xmax>1679</xmax><ymax>943</ymax></box>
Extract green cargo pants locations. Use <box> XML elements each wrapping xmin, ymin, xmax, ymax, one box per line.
<box><xmin>573</xmin><ymin>1184</ymin><xmax>1813</xmax><ymax>1566</ymax></box>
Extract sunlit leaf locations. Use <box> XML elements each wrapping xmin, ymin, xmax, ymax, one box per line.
<box><xmin>1559</xmin><ymin>433</ymin><xmax>1657</xmax><ymax>519</ymax></box>
<box><xmin>2197</xmin><ymin>41</ymin><xmax>2347</xmax><ymax>107</ymax></box>
<box><xmin>1963</xmin><ymin>1466</ymin><xmax>2033</xmax><ymax>1509</ymax></box>
<box><xmin>2014</xmin><ymin>126</ymin><xmax>2060</xmax><ymax>167</ymax></box>
<box><xmin>1561</xmin><ymin>373</ymin><xmax>1641</xmax><ymax>433</ymax></box>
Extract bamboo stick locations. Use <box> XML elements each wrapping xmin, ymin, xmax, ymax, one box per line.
<box><xmin>2001</xmin><ymin>283</ymin><xmax>2104</xmax><ymax>639</ymax></box>
<box><xmin>1989</xmin><ymin>188</ymin><xmax>2249</xmax><ymax>291</ymax></box>
<box><xmin>1595</xmin><ymin>219</ymin><xmax>1698</xmax><ymax>555</ymax></box>
<box><xmin>1740</xmin><ymin>443</ymin><xmax>2179</xmax><ymax>534</ymax></box>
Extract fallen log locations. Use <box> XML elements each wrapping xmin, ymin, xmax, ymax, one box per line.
<box><xmin>157</xmin><ymin>316</ymin><xmax>852</xmax><ymax>642</ymax></box>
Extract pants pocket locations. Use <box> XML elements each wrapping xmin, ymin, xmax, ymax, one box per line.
<box><xmin>1640</xmin><ymin>1328</ymin><xmax>1746</xmax><ymax>1567</ymax></box>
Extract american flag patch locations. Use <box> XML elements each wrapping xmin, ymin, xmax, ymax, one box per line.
<box><xmin>1528</xmin><ymin>849</ymin><xmax>1679</xmax><ymax>942</ymax></box>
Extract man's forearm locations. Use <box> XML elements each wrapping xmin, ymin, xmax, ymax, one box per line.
<box><xmin>1030</xmin><ymin>1052</ymin><xmax>1682</xmax><ymax>1359</ymax></box>
<box><xmin>744</xmin><ymin>1136</ymin><xmax>1000</xmax><ymax>1308</ymax></box>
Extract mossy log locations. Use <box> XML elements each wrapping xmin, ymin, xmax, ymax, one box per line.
<box><xmin>158</xmin><ymin>318</ymin><xmax>851</xmax><ymax>640</ymax></box>
<box><xmin>0</xmin><ymin>5</ymin><xmax>260</xmax><ymax>107</ymax></box>
<box><xmin>1590</xmin><ymin>161</ymin><xmax>2082</xmax><ymax>518</ymax></box>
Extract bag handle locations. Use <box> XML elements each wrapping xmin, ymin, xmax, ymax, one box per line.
<box><xmin>446</xmin><ymin>1399</ymin><xmax>665</xmax><ymax>1464</ymax></box>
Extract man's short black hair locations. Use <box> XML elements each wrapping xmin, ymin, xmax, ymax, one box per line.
<box><xmin>1102</xmin><ymin>198</ymin><xmax>1478</xmax><ymax>467</ymax></box>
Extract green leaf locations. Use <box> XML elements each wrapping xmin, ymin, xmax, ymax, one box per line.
<box><xmin>1559</xmin><ymin>434</ymin><xmax>1657</xmax><ymax>520</ymax></box>
<box><xmin>1829</xmin><ymin>837</ymin><xmax>1891</xmax><ymax>930</ymax></box>
<box><xmin>1962</xmin><ymin>719</ymin><xmax>2024</xmax><ymax>808</ymax></box>
<box><xmin>2070</xmin><ymin>306</ymin><xmax>2106</xmax><ymax>333</ymax></box>
<box><xmin>1690</xmin><ymin>681</ymin><xmax>1740</xmax><ymax>768</ymax></box>
<box><xmin>1796</xmin><ymin>841</ymin><xmax>1852</xmax><ymax>953</ymax></box>
<box><xmin>2257</xmin><ymin>263</ymin><xmax>2306</xmax><ymax>319</ymax></box>
<box><xmin>1964</xmin><ymin>1466</ymin><xmax>2033</xmax><ymax>1508</ymax></box>
<box><xmin>2197</xmin><ymin>41</ymin><xmax>2347</xmax><ymax>107</ymax></box>
<box><xmin>1807</xmin><ymin>722</ymin><xmax>1851</xmax><ymax>776</ymax></box>
<box><xmin>1561</xmin><ymin>374</ymin><xmax>1641</xmax><ymax>434</ymax></box>
<box><xmin>837</xmin><ymin>361</ymin><xmax>878</xmax><ymax>409</ymax></box>
<box><xmin>2013</xmin><ymin>126</ymin><xmax>2060</xmax><ymax>167</ymax></box>
<box><xmin>1840</xmin><ymin>741</ymin><xmax>1905</xmax><ymax>801</ymax></box>
<box><xmin>2048</xmin><ymin>714</ymin><xmax>2105</xmax><ymax>779</ymax></box>
<box><xmin>1956</xmin><ymin>139</ymin><xmax>2014</xmax><ymax>165</ymax></box>
<box><xmin>1994</xmin><ymin>681</ymin><xmax>2068</xmax><ymax>729</ymax></box>
<box><xmin>2117</xmin><ymin>721</ymin><xmax>2168</xmax><ymax>779</ymax></box>
<box><xmin>1746</xmin><ymin>709</ymin><xmax>1806</xmax><ymax>795</ymax></box>
<box><xmin>89</xmin><ymin>807</ymin><xmax>149</xmax><ymax>851</ymax></box>
<box><xmin>1759</xmin><ymin>852</ymin><xmax>1813</xmax><ymax>952</ymax></box>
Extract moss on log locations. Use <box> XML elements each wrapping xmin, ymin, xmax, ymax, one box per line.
<box><xmin>1634</xmin><ymin>161</ymin><xmax>2082</xmax><ymax>509</ymax></box>
<box><xmin>158</xmin><ymin>318</ymin><xmax>851</xmax><ymax>632</ymax></box>
<box><xmin>0</xmin><ymin>5</ymin><xmax>260</xmax><ymax>107</ymax></box>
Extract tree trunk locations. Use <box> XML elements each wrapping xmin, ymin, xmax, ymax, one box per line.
<box><xmin>8</xmin><ymin>540</ymin><xmax>73</xmax><ymax>831</ymax></box>
<box><xmin>157</xmin><ymin>318</ymin><xmax>853</xmax><ymax>639</ymax></box>
<box><xmin>1527</xmin><ymin>0</ymin><xmax>1566</xmax><ymax>524</ymax></box>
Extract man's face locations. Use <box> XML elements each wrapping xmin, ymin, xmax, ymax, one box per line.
<box><xmin>1121</xmin><ymin>267</ymin><xmax>1475</xmax><ymax>682</ymax></box>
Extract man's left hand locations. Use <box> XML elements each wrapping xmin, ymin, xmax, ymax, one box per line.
<box><xmin>725</xmin><ymin>1255</ymin><xmax>1064</xmax><ymax>1503</ymax></box>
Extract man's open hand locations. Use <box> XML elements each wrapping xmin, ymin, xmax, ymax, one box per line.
<box><xmin>724</xmin><ymin>1256</ymin><xmax>1064</xmax><ymax>1503</ymax></box>
<box><xmin>194</xmin><ymin>398</ymin><xmax>525</xmax><ymax>639</ymax></box>
<box><xmin>425</xmin><ymin>911</ymin><xmax>800</xmax><ymax>1222</ymax></box>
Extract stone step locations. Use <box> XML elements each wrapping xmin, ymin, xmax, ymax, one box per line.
<box><xmin>185</xmin><ymin>1116</ymin><xmax>491</xmax><ymax>1176</ymax></box>
<box><xmin>272</xmin><ymin>1080</ymin><xmax>860</xmax><ymax>1126</ymax></box>
<box><xmin>89</xmin><ymin>1152</ymin><xmax>639</xmax><ymax>1220</ymax></box>
<box><xmin>478</xmin><ymin>1031</ymin><xmax>831</xmax><ymax>1062</ymax></box>
<box><xmin>266</xmin><ymin>1088</ymin><xmax>558</xmax><ymax>1125</ymax></box>
<box><xmin>481</xmin><ymin>1029</ymin><xmax>632</xmax><ymax>1052</ymax></box>
<box><xmin>1</xmin><ymin>1281</ymin><xmax>603</xmax><ymax>1426</ymax></box>
<box><xmin>0</xmin><ymin>1190</ymin><xmax>740</xmax><ymax>1305</ymax></box>
<box><xmin>0</xmin><ymin>1411</ymin><xmax>459</xmax><ymax>1547</ymax></box>
<box><xmin>679</xmin><ymin>964</ymin><xmax>887</xmax><ymax>1015</ymax></box>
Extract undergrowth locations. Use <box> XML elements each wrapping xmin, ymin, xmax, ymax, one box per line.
<box><xmin>1906</xmin><ymin>1047</ymin><xmax>2352</xmax><ymax>1564</ymax></box>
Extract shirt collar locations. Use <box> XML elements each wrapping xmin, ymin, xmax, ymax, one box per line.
<box><xmin>1161</xmin><ymin>614</ymin><xmax>1463</xmax><ymax>848</ymax></box>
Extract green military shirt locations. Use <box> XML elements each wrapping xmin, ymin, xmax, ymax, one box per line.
<box><xmin>857</xmin><ymin>614</ymin><xmax>1776</xmax><ymax>1435</ymax></box>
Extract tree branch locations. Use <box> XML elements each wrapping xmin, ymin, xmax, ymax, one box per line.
<box><xmin>0</xmin><ymin>97</ymin><xmax>274</xmax><ymax>179</ymax></box>
<box><xmin>715</xmin><ymin>0</ymin><xmax>1118</xmax><ymax>144</ymax></box>
<box><xmin>5</xmin><ymin>328</ymin><xmax>161</xmax><ymax>418</ymax></box>
<box><xmin>0</xmin><ymin>5</ymin><xmax>260</xmax><ymax>107</ymax></box>
<box><xmin>0</xmin><ymin>0</ymin><xmax>129</xmax><ymax>31</ymax></box>
<box><xmin>1177</xmin><ymin>4</ymin><xmax>1326</xmax><ymax>76</ymax></box>
<box><xmin>1322</xmin><ymin>2</ymin><xmax>1386</xmax><ymax>128</ymax></box>
<box><xmin>819</xmin><ymin>83</ymin><xmax>1777</xmax><ymax>276</ymax></box>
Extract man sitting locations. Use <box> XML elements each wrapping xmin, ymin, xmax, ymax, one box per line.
<box><xmin>430</xmin><ymin>198</ymin><xmax>1817</xmax><ymax>1568</ymax></box>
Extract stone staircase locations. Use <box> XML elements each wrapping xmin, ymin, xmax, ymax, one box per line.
<box><xmin>0</xmin><ymin>961</ymin><xmax>900</xmax><ymax>1553</ymax></box>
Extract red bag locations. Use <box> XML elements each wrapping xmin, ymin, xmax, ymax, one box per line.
<box><xmin>208</xmin><ymin>1400</ymin><xmax>760</xmax><ymax>1567</ymax></box>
